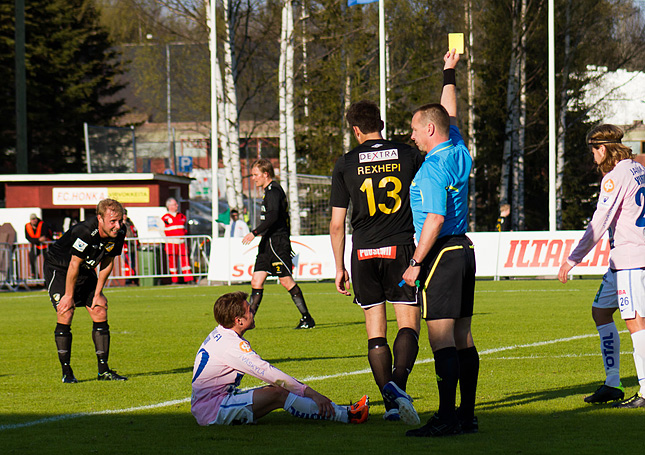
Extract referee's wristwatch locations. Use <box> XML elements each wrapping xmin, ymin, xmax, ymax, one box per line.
<box><xmin>409</xmin><ymin>258</ymin><xmax>421</xmax><ymax>267</ymax></box>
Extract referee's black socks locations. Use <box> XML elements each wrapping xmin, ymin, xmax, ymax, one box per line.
<box><xmin>457</xmin><ymin>346</ymin><xmax>479</xmax><ymax>419</ymax></box>
<box><xmin>434</xmin><ymin>346</ymin><xmax>459</xmax><ymax>422</ymax></box>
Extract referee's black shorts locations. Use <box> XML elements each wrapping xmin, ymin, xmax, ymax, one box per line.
<box><xmin>44</xmin><ymin>264</ymin><xmax>98</xmax><ymax>309</ymax></box>
<box><xmin>253</xmin><ymin>234</ymin><xmax>293</xmax><ymax>277</ymax></box>
<box><xmin>350</xmin><ymin>244</ymin><xmax>417</xmax><ymax>308</ymax></box>
<box><xmin>417</xmin><ymin>234</ymin><xmax>476</xmax><ymax>320</ymax></box>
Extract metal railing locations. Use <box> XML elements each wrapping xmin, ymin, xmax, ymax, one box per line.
<box><xmin>0</xmin><ymin>235</ymin><xmax>211</xmax><ymax>291</ymax></box>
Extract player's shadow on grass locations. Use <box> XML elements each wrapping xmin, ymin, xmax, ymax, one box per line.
<box><xmin>475</xmin><ymin>377</ymin><xmax>639</xmax><ymax>412</ymax></box>
<box><xmin>265</xmin><ymin>354</ymin><xmax>364</xmax><ymax>364</ymax></box>
<box><xmin>254</xmin><ymin>320</ymin><xmax>366</xmax><ymax>330</ymax></box>
<box><xmin>125</xmin><ymin>366</ymin><xmax>193</xmax><ymax>379</ymax></box>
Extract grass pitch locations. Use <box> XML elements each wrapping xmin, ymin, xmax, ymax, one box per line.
<box><xmin>1</xmin><ymin>279</ymin><xmax>642</xmax><ymax>454</ymax></box>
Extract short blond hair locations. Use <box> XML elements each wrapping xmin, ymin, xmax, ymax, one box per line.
<box><xmin>97</xmin><ymin>199</ymin><xmax>124</xmax><ymax>218</ymax></box>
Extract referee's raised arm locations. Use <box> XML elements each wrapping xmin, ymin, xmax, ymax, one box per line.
<box><xmin>440</xmin><ymin>49</ymin><xmax>459</xmax><ymax>126</ymax></box>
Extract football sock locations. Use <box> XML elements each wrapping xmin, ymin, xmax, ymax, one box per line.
<box><xmin>249</xmin><ymin>288</ymin><xmax>263</xmax><ymax>314</ymax></box>
<box><xmin>367</xmin><ymin>337</ymin><xmax>394</xmax><ymax>409</ymax></box>
<box><xmin>633</xmin><ymin>350</ymin><xmax>645</xmax><ymax>395</ymax></box>
<box><xmin>54</xmin><ymin>323</ymin><xmax>73</xmax><ymax>375</ymax></box>
<box><xmin>434</xmin><ymin>346</ymin><xmax>459</xmax><ymax>422</ymax></box>
<box><xmin>457</xmin><ymin>346</ymin><xmax>479</xmax><ymax>419</ymax></box>
<box><xmin>92</xmin><ymin>321</ymin><xmax>110</xmax><ymax>374</ymax></box>
<box><xmin>631</xmin><ymin>329</ymin><xmax>645</xmax><ymax>364</ymax></box>
<box><xmin>597</xmin><ymin>322</ymin><xmax>621</xmax><ymax>388</ymax></box>
<box><xmin>283</xmin><ymin>392</ymin><xmax>348</xmax><ymax>422</ymax></box>
<box><xmin>288</xmin><ymin>285</ymin><xmax>310</xmax><ymax>317</ymax></box>
<box><xmin>392</xmin><ymin>328</ymin><xmax>419</xmax><ymax>390</ymax></box>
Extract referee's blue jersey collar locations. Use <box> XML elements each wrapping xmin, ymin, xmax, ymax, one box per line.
<box><xmin>426</xmin><ymin>138</ymin><xmax>454</xmax><ymax>160</ymax></box>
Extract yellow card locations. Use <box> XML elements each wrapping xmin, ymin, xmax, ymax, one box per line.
<box><xmin>448</xmin><ymin>33</ymin><xmax>464</xmax><ymax>54</ymax></box>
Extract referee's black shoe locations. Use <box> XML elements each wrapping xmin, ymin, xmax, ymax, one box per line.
<box><xmin>584</xmin><ymin>384</ymin><xmax>624</xmax><ymax>403</ymax></box>
<box><xmin>406</xmin><ymin>413</ymin><xmax>463</xmax><ymax>437</ymax></box>
<box><xmin>457</xmin><ymin>407</ymin><xmax>478</xmax><ymax>433</ymax></box>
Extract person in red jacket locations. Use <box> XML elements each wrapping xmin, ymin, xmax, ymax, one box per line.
<box><xmin>161</xmin><ymin>198</ymin><xmax>194</xmax><ymax>284</ymax></box>
<box><xmin>25</xmin><ymin>213</ymin><xmax>53</xmax><ymax>279</ymax></box>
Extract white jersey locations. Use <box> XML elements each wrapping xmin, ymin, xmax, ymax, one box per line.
<box><xmin>191</xmin><ymin>325</ymin><xmax>307</xmax><ymax>426</ymax></box>
<box><xmin>568</xmin><ymin>159</ymin><xmax>645</xmax><ymax>270</ymax></box>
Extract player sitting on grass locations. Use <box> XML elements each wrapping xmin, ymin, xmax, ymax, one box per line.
<box><xmin>191</xmin><ymin>291</ymin><xmax>369</xmax><ymax>425</ymax></box>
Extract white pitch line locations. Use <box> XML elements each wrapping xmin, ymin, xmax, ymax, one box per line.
<box><xmin>0</xmin><ymin>331</ymin><xmax>620</xmax><ymax>431</ymax></box>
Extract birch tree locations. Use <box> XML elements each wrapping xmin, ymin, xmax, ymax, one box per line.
<box><xmin>498</xmin><ymin>1</ymin><xmax>519</xmax><ymax>222</ymax></box>
<box><xmin>220</xmin><ymin>0</ymin><xmax>245</xmax><ymax>211</ymax></box>
<box><xmin>555</xmin><ymin>0</ymin><xmax>572</xmax><ymax>230</ymax></box>
<box><xmin>278</xmin><ymin>0</ymin><xmax>301</xmax><ymax>234</ymax></box>
<box><xmin>511</xmin><ymin>0</ymin><xmax>526</xmax><ymax>231</ymax></box>
<box><xmin>465</xmin><ymin>0</ymin><xmax>477</xmax><ymax>231</ymax></box>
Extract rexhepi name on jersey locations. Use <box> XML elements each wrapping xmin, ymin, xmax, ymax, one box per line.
<box><xmin>357</xmin><ymin>149</ymin><xmax>401</xmax><ymax>175</ymax></box>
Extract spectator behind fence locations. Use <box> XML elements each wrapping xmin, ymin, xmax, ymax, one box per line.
<box><xmin>225</xmin><ymin>209</ymin><xmax>250</xmax><ymax>238</ymax></box>
<box><xmin>122</xmin><ymin>209</ymin><xmax>140</xmax><ymax>286</ymax></box>
<box><xmin>0</xmin><ymin>223</ymin><xmax>16</xmax><ymax>283</ymax></box>
<box><xmin>25</xmin><ymin>213</ymin><xmax>53</xmax><ymax>279</ymax></box>
<box><xmin>161</xmin><ymin>197</ymin><xmax>194</xmax><ymax>284</ymax></box>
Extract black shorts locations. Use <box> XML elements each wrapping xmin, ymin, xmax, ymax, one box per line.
<box><xmin>253</xmin><ymin>235</ymin><xmax>293</xmax><ymax>278</ymax></box>
<box><xmin>417</xmin><ymin>235</ymin><xmax>476</xmax><ymax>320</ymax></box>
<box><xmin>44</xmin><ymin>264</ymin><xmax>97</xmax><ymax>309</ymax></box>
<box><xmin>351</xmin><ymin>244</ymin><xmax>417</xmax><ymax>308</ymax></box>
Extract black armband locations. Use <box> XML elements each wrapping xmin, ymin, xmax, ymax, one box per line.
<box><xmin>443</xmin><ymin>68</ymin><xmax>456</xmax><ymax>86</ymax></box>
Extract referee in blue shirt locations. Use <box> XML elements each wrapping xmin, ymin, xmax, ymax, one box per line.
<box><xmin>402</xmin><ymin>49</ymin><xmax>479</xmax><ymax>437</ymax></box>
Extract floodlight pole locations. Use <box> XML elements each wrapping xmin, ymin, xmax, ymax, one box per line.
<box><xmin>548</xmin><ymin>0</ymin><xmax>556</xmax><ymax>231</ymax></box>
<box><xmin>379</xmin><ymin>0</ymin><xmax>386</xmax><ymax>138</ymax></box>
<box><xmin>209</xmin><ymin>1</ymin><xmax>219</xmax><ymax>239</ymax></box>
<box><xmin>15</xmin><ymin>0</ymin><xmax>28</xmax><ymax>173</ymax></box>
<box><xmin>166</xmin><ymin>44</ymin><xmax>175</xmax><ymax>173</ymax></box>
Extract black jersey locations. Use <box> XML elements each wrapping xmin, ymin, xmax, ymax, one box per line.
<box><xmin>330</xmin><ymin>139</ymin><xmax>423</xmax><ymax>249</ymax></box>
<box><xmin>253</xmin><ymin>180</ymin><xmax>290</xmax><ymax>238</ymax></box>
<box><xmin>45</xmin><ymin>217</ymin><xmax>125</xmax><ymax>273</ymax></box>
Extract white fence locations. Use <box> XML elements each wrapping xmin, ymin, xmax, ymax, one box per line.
<box><xmin>207</xmin><ymin>231</ymin><xmax>610</xmax><ymax>283</ymax></box>
<box><xmin>1</xmin><ymin>235</ymin><xmax>211</xmax><ymax>290</ymax></box>
<box><xmin>1</xmin><ymin>231</ymin><xmax>610</xmax><ymax>291</ymax></box>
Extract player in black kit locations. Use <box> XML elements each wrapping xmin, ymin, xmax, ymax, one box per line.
<box><xmin>242</xmin><ymin>159</ymin><xmax>315</xmax><ymax>329</ymax></box>
<box><xmin>44</xmin><ymin>198</ymin><xmax>128</xmax><ymax>383</ymax></box>
<box><xmin>330</xmin><ymin>100</ymin><xmax>423</xmax><ymax>424</ymax></box>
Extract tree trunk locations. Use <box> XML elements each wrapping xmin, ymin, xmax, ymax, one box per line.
<box><xmin>466</xmin><ymin>0</ymin><xmax>477</xmax><ymax>231</ymax></box>
<box><xmin>221</xmin><ymin>0</ymin><xmax>244</xmax><ymax>210</ymax></box>
<box><xmin>556</xmin><ymin>0</ymin><xmax>573</xmax><ymax>230</ymax></box>
<box><xmin>285</xmin><ymin>1</ymin><xmax>300</xmax><ymax>235</ymax></box>
<box><xmin>499</xmin><ymin>1</ymin><xmax>519</xmax><ymax>216</ymax></box>
<box><xmin>279</xmin><ymin>1</ymin><xmax>300</xmax><ymax>234</ymax></box>
<box><xmin>512</xmin><ymin>0</ymin><xmax>526</xmax><ymax>231</ymax></box>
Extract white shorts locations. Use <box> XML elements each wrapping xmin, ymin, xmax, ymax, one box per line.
<box><xmin>213</xmin><ymin>389</ymin><xmax>255</xmax><ymax>425</ymax></box>
<box><xmin>592</xmin><ymin>270</ymin><xmax>619</xmax><ymax>310</ymax></box>
<box><xmin>615</xmin><ymin>268</ymin><xmax>645</xmax><ymax>320</ymax></box>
